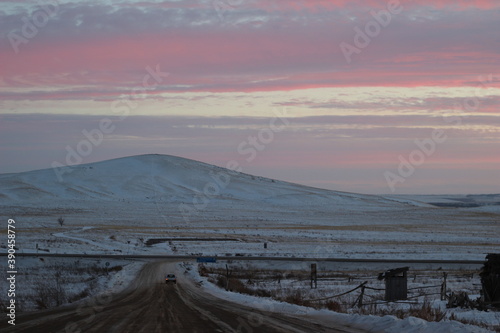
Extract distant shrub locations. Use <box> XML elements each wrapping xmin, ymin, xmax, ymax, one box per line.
<box><xmin>283</xmin><ymin>291</ymin><xmax>313</xmax><ymax>307</ymax></box>
<box><xmin>216</xmin><ymin>275</ymin><xmax>227</xmax><ymax>289</ymax></box>
<box><xmin>68</xmin><ymin>289</ymin><xmax>91</xmax><ymax>303</ymax></box>
<box><xmin>365</xmin><ymin>301</ymin><xmax>447</xmax><ymax>322</ymax></box>
<box><xmin>324</xmin><ymin>300</ymin><xmax>345</xmax><ymax>313</ymax></box>
<box><xmin>198</xmin><ymin>264</ymin><xmax>209</xmax><ymax>277</ymax></box>
<box><xmin>33</xmin><ymin>274</ymin><xmax>67</xmax><ymax>309</ymax></box>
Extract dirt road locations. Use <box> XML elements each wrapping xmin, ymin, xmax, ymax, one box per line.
<box><xmin>1</xmin><ymin>261</ymin><xmax>367</xmax><ymax>333</ymax></box>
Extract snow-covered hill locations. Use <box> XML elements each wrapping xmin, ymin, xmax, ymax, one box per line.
<box><xmin>1</xmin><ymin>154</ymin><xmax>499</xmax><ymax>264</ymax></box>
<box><xmin>0</xmin><ymin>154</ymin><xmax>409</xmax><ymax>210</ymax></box>
<box><xmin>2</xmin><ymin>155</ymin><xmax>499</xmax><ymax>333</ymax></box>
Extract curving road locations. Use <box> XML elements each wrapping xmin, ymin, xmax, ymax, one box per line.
<box><xmin>1</xmin><ymin>261</ymin><xmax>368</xmax><ymax>333</ymax></box>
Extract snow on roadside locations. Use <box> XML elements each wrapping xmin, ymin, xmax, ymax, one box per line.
<box><xmin>104</xmin><ymin>260</ymin><xmax>146</xmax><ymax>293</ymax></box>
<box><xmin>179</xmin><ymin>262</ymin><xmax>493</xmax><ymax>333</ymax></box>
<box><xmin>54</xmin><ymin>228</ymin><xmax>117</xmax><ymax>251</ymax></box>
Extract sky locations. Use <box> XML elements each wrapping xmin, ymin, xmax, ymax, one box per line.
<box><xmin>1</xmin><ymin>0</ymin><xmax>499</xmax><ymax>194</ymax></box>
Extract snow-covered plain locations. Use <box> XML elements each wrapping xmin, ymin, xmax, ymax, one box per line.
<box><xmin>0</xmin><ymin>256</ymin><xmax>144</xmax><ymax>312</ymax></box>
<box><xmin>1</xmin><ymin>154</ymin><xmax>499</xmax><ymax>331</ymax></box>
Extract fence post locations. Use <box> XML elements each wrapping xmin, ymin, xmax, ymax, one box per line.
<box><xmin>225</xmin><ymin>264</ymin><xmax>231</xmax><ymax>291</ymax></box>
<box><xmin>441</xmin><ymin>272</ymin><xmax>448</xmax><ymax>301</ymax></box>
<box><xmin>311</xmin><ymin>264</ymin><xmax>317</xmax><ymax>289</ymax></box>
<box><xmin>357</xmin><ymin>285</ymin><xmax>365</xmax><ymax>307</ymax></box>
<box><xmin>351</xmin><ymin>282</ymin><xmax>367</xmax><ymax>308</ymax></box>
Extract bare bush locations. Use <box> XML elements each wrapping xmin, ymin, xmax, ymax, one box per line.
<box><xmin>409</xmin><ymin>302</ymin><xmax>447</xmax><ymax>322</ymax></box>
<box><xmin>20</xmin><ymin>261</ymin><xmax>124</xmax><ymax>312</ymax></box>
<box><xmin>324</xmin><ymin>300</ymin><xmax>346</xmax><ymax>313</ymax></box>
<box><xmin>352</xmin><ymin>301</ymin><xmax>447</xmax><ymax>322</ymax></box>
<box><xmin>33</xmin><ymin>274</ymin><xmax>67</xmax><ymax>309</ymax></box>
<box><xmin>448</xmin><ymin>313</ymin><xmax>498</xmax><ymax>331</ymax></box>
<box><xmin>283</xmin><ymin>290</ymin><xmax>314</xmax><ymax>308</ymax></box>
<box><xmin>198</xmin><ymin>264</ymin><xmax>209</xmax><ymax>277</ymax></box>
<box><xmin>68</xmin><ymin>289</ymin><xmax>91</xmax><ymax>303</ymax></box>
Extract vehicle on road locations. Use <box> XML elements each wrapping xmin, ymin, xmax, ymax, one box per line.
<box><xmin>165</xmin><ymin>274</ymin><xmax>176</xmax><ymax>284</ymax></box>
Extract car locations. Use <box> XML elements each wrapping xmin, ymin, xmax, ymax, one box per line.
<box><xmin>165</xmin><ymin>274</ymin><xmax>176</xmax><ymax>284</ymax></box>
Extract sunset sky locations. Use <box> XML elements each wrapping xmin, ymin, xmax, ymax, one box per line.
<box><xmin>1</xmin><ymin>0</ymin><xmax>499</xmax><ymax>194</ymax></box>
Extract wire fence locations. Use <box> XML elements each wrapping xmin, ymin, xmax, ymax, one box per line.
<box><xmin>201</xmin><ymin>264</ymin><xmax>486</xmax><ymax>310</ymax></box>
<box><xmin>305</xmin><ymin>282</ymin><xmax>367</xmax><ymax>302</ymax></box>
<box><xmin>304</xmin><ymin>280</ymin><xmax>447</xmax><ymax>308</ymax></box>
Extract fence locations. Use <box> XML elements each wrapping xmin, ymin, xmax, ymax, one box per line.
<box><xmin>305</xmin><ymin>272</ymin><xmax>450</xmax><ymax>308</ymax></box>
<box><xmin>201</xmin><ymin>264</ymin><xmax>483</xmax><ymax>310</ymax></box>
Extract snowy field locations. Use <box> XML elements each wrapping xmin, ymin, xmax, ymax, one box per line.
<box><xmin>1</xmin><ymin>154</ymin><xmax>499</xmax><ymax>331</ymax></box>
<box><xmin>0</xmin><ymin>256</ymin><xmax>143</xmax><ymax>313</ymax></box>
<box><xmin>3</xmin><ymin>196</ymin><xmax>499</xmax><ymax>261</ymax></box>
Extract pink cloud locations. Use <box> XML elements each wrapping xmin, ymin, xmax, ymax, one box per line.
<box><xmin>2</xmin><ymin>29</ymin><xmax>497</xmax><ymax>95</ymax></box>
<box><xmin>0</xmin><ymin>1</ymin><xmax>498</xmax><ymax>96</ymax></box>
<box><xmin>252</xmin><ymin>0</ymin><xmax>500</xmax><ymax>11</ymax></box>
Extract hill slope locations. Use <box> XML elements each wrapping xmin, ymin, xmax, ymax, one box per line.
<box><xmin>0</xmin><ymin>154</ymin><xmax>408</xmax><ymax>209</ymax></box>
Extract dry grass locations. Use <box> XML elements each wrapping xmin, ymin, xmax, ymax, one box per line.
<box><xmin>324</xmin><ymin>300</ymin><xmax>346</xmax><ymax>312</ymax></box>
<box><xmin>449</xmin><ymin>313</ymin><xmax>500</xmax><ymax>332</ymax></box>
<box><xmin>282</xmin><ymin>290</ymin><xmax>316</xmax><ymax>308</ymax></box>
<box><xmin>215</xmin><ymin>276</ymin><xmax>272</xmax><ymax>298</ymax></box>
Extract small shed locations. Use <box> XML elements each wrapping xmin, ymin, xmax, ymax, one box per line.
<box><xmin>378</xmin><ymin>267</ymin><xmax>409</xmax><ymax>301</ymax></box>
<box><xmin>480</xmin><ymin>254</ymin><xmax>500</xmax><ymax>307</ymax></box>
